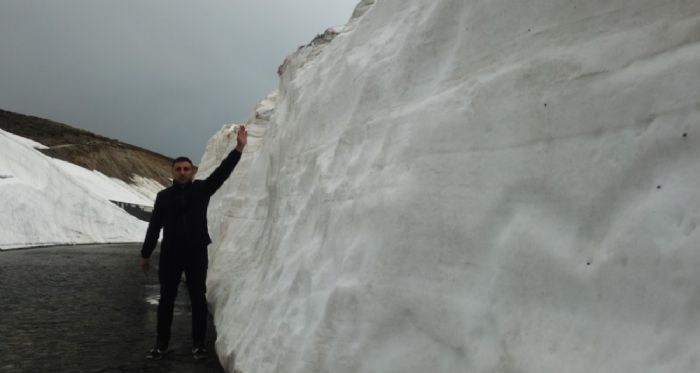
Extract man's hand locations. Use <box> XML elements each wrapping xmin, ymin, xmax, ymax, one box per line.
<box><xmin>141</xmin><ymin>257</ymin><xmax>150</xmax><ymax>273</ymax></box>
<box><xmin>235</xmin><ymin>125</ymin><xmax>247</xmax><ymax>152</ymax></box>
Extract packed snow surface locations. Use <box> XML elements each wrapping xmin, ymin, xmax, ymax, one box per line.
<box><xmin>201</xmin><ymin>0</ymin><xmax>700</xmax><ymax>372</ymax></box>
<box><xmin>0</xmin><ymin>129</ymin><xmax>151</xmax><ymax>249</ymax></box>
<box><xmin>52</xmin><ymin>159</ymin><xmax>155</xmax><ymax>206</ymax></box>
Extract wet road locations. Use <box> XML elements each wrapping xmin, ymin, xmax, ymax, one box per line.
<box><xmin>0</xmin><ymin>244</ymin><xmax>227</xmax><ymax>373</ymax></box>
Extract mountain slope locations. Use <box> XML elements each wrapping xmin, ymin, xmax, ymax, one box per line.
<box><xmin>0</xmin><ymin>109</ymin><xmax>173</xmax><ymax>186</ymax></box>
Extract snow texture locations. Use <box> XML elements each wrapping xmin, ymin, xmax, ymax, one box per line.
<box><xmin>202</xmin><ymin>0</ymin><xmax>700</xmax><ymax>372</ymax></box>
<box><xmin>0</xmin><ymin>129</ymin><xmax>151</xmax><ymax>250</ymax></box>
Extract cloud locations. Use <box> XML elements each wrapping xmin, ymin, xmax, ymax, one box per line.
<box><xmin>0</xmin><ymin>0</ymin><xmax>359</xmax><ymax>162</ymax></box>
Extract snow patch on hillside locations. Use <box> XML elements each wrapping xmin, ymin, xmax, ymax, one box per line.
<box><xmin>0</xmin><ymin>129</ymin><xmax>153</xmax><ymax>250</ymax></box>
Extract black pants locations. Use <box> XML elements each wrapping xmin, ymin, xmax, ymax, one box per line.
<box><xmin>156</xmin><ymin>252</ymin><xmax>208</xmax><ymax>348</ymax></box>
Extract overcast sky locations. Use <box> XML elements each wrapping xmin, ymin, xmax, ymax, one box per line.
<box><xmin>0</xmin><ymin>0</ymin><xmax>359</xmax><ymax>162</ymax></box>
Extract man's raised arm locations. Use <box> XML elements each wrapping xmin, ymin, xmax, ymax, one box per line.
<box><xmin>203</xmin><ymin>125</ymin><xmax>247</xmax><ymax>195</ymax></box>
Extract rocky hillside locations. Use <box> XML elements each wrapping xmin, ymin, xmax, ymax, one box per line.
<box><xmin>0</xmin><ymin>109</ymin><xmax>172</xmax><ymax>186</ymax></box>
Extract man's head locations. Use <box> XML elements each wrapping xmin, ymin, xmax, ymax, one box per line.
<box><xmin>172</xmin><ymin>156</ymin><xmax>195</xmax><ymax>185</ymax></box>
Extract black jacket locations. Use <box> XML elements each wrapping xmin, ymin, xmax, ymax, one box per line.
<box><xmin>141</xmin><ymin>149</ymin><xmax>242</xmax><ymax>259</ymax></box>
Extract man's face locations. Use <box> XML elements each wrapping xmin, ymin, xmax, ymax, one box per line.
<box><xmin>172</xmin><ymin>161</ymin><xmax>194</xmax><ymax>184</ymax></box>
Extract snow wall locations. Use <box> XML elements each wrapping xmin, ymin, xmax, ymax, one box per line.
<box><xmin>199</xmin><ymin>0</ymin><xmax>700</xmax><ymax>371</ymax></box>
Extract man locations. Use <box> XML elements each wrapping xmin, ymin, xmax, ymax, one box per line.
<box><xmin>140</xmin><ymin>125</ymin><xmax>247</xmax><ymax>360</ymax></box>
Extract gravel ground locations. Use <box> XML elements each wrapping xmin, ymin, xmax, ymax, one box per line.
<box><xmin>0</xmin><ymin>243</ymin><xmax>227</xmax><ymax>373</ymax></box>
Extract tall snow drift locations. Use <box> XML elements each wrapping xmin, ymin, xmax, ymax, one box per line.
<box><xmin>201</xmin><ymin>0</ymin><xmax>700</xmax><ymax>371</ymax></box>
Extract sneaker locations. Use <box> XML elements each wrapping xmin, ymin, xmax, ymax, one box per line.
<box><xmin>146</xmin><ymin>347</ymin><xmax>168</xmax><ymax>360</ymax></box>
<box><xmin>192</xmin><ymin>346</ymin><xmax>208</xmax><ymax>360</ymax></box>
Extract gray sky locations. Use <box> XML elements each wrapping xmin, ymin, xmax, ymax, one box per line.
<box><xmin>0</xmin><ymin>0</ymin><xmax>359</xmax><ymax>162</ymax></box>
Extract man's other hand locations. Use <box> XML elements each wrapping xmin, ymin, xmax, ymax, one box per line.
<box><xmin>236</xmin><ymin>125</ymin><xmax>247</xmax><ymax>152</ymax></box>
<box><xmin>141</xmin><ymin>257</ymin><xmax>150</xmax><ymax>273</ymax></box>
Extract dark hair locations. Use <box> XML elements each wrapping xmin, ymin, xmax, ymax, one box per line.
<box><xmin>172</xmin><ymin>156</ymin><xmax>193</xmax><ymax>167</ymax></box>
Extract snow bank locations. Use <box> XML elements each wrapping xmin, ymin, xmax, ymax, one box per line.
<box><xmin>202</xmin><ymin>0</ymin><xmax>700</xmax><ymax>372</ymax></box>
<box><xmin>0</xmin><ymin>129</ymin><xmax>149</xmax><ymax>249</ymax></box>
<box><xmin>52</xmin><ymin>159</ymin><xmax>155</xmax><ymax>206</ymax></box>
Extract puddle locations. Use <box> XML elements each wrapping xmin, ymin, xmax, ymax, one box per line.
<box><xmin>144</xmin><ymin>284</ymin><xmax>190</xmax><ymax>316</ymax></box>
